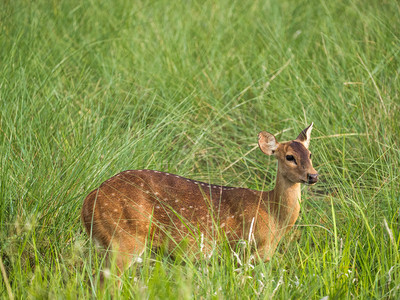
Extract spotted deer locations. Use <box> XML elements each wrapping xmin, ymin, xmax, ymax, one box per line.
<box><xmin>81</xmin><ymin>123</ymin><xmax>318</xmax><ymax>275</ymax></box>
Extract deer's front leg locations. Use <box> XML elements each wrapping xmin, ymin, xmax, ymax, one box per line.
<box><xmin>254</xmin><ymin>228</ymin><xmax>284</xmax><ymax>263</ymax></box>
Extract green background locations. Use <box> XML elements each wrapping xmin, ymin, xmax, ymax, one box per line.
<box><xmin>0</xmin><ymin>0</ymin><xmax>399</xmax><ymax>298</ymax></box>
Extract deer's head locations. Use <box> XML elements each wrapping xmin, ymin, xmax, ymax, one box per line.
<box><xmin>258</xmin><ymin>123</ymin><xmax>318</xmax><ymax>185</ymax></box>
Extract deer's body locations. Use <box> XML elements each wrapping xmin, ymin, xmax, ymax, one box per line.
<box><xmin>82</xmin><ymin>123</ymin><xmax>318</xmax><ymax>274</ymax></box>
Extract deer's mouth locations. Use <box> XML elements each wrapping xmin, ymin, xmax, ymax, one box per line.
<box><xmin>301</xmin><ymin>179</ymin><xmax>318</xmax><ymax>185</ymax></box>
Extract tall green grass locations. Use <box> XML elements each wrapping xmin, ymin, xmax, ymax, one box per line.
<box><xmin>0</xmin><ymin>0</ymin><xmax>399</xmax><ymax>298</ymax></box>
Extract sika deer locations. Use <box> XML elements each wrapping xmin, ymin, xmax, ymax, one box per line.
<box><xmin>82</xmin><ymin>123</ymin><xmax>318</xmax><ymax>275</ymax></box>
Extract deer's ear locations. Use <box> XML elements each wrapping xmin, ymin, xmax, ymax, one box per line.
<box><xmin>296</xmin><ymin>122</ymin><xmax>313</xmax><ymax>149</ymax></box>
<box><xmin>258</xmin><ymin>131</ymin><xmax>279</xmax><ymax>155</ymax></box>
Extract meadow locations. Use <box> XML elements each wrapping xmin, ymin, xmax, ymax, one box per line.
<box><xmin>0</xmin><ymin>0</ymin><xmax>399</xmax><ymax>298</ymax></box>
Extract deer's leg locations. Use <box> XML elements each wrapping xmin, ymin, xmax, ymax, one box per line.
<box><xmin>253</xmin><ymin>217</ymin><xmax>284</xmax><ymax>263</ymax></box>
<box><xmin>255</xmin><ymin>229</ymin><xmax>286</xmax><ymax>263</ymax></box>
<box><xmin>97</xmin><ymin>233</ymin><xmax>146</xmax><ymax>289</ymax></box>
<box><xmin>109</xmin><ymin>232</ymin><xmax>147</xmax><ymax>275</ymax></box>
<box><xmin>256</xmin><ymin>241</ymin><xmax>278</xmax><ymax>262</ymax></box>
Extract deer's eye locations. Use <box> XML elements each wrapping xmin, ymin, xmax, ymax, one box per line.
<box><xmin>286</xmin><ymin>155</ymin><xmax>296</xmax><ymax>164</ymax></box>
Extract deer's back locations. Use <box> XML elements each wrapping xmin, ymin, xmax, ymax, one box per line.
<box><xmin>81</xmin><ymin>170</ymin><xmax>263</xmax><ymax>249</ymax></box>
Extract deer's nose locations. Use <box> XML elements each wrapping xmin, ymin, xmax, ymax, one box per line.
<box><xmin>307</xmin><ymin>173</ymin><xmax>318</xmax><ymax>184</ymax></box>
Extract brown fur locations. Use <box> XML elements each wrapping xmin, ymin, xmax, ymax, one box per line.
<box><xmin>81</xmin><ymin>124</ymin><xmax>318</xmax><ymax>274</ymax></box>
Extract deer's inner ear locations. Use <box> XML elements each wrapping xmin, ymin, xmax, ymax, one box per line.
<box><xmin>258</xmin><ymin>131</ymin><xmax>279</xmax><ymax>156</ymax></box>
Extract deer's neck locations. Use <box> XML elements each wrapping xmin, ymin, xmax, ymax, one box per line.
<box><xmin>270</xmin><ymin>172</ymin><xmax>301</xmax><ymax>226</ymax></box>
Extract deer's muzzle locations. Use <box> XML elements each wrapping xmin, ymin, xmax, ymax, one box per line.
<box><xmin>307</xmin><ymin>173</ymin><xmax>318</xmax><ymax>184</ymax></box>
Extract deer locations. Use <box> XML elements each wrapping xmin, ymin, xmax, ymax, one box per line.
<box><xmin>81</xmin><ymin>123</ymin><xmax>318</xmax><ymax>277</ymax></box>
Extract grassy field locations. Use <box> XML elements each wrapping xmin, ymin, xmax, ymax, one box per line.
<box><xmin>1</xmin><ymin>0</ymin><xmax>399</xmax><ymax>298</ymax></box>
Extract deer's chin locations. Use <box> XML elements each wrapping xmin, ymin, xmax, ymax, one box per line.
<box><xmin>287</xmin><ymin>179</ymin><xmax>306</xmax><ymax>185</ymax></box>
